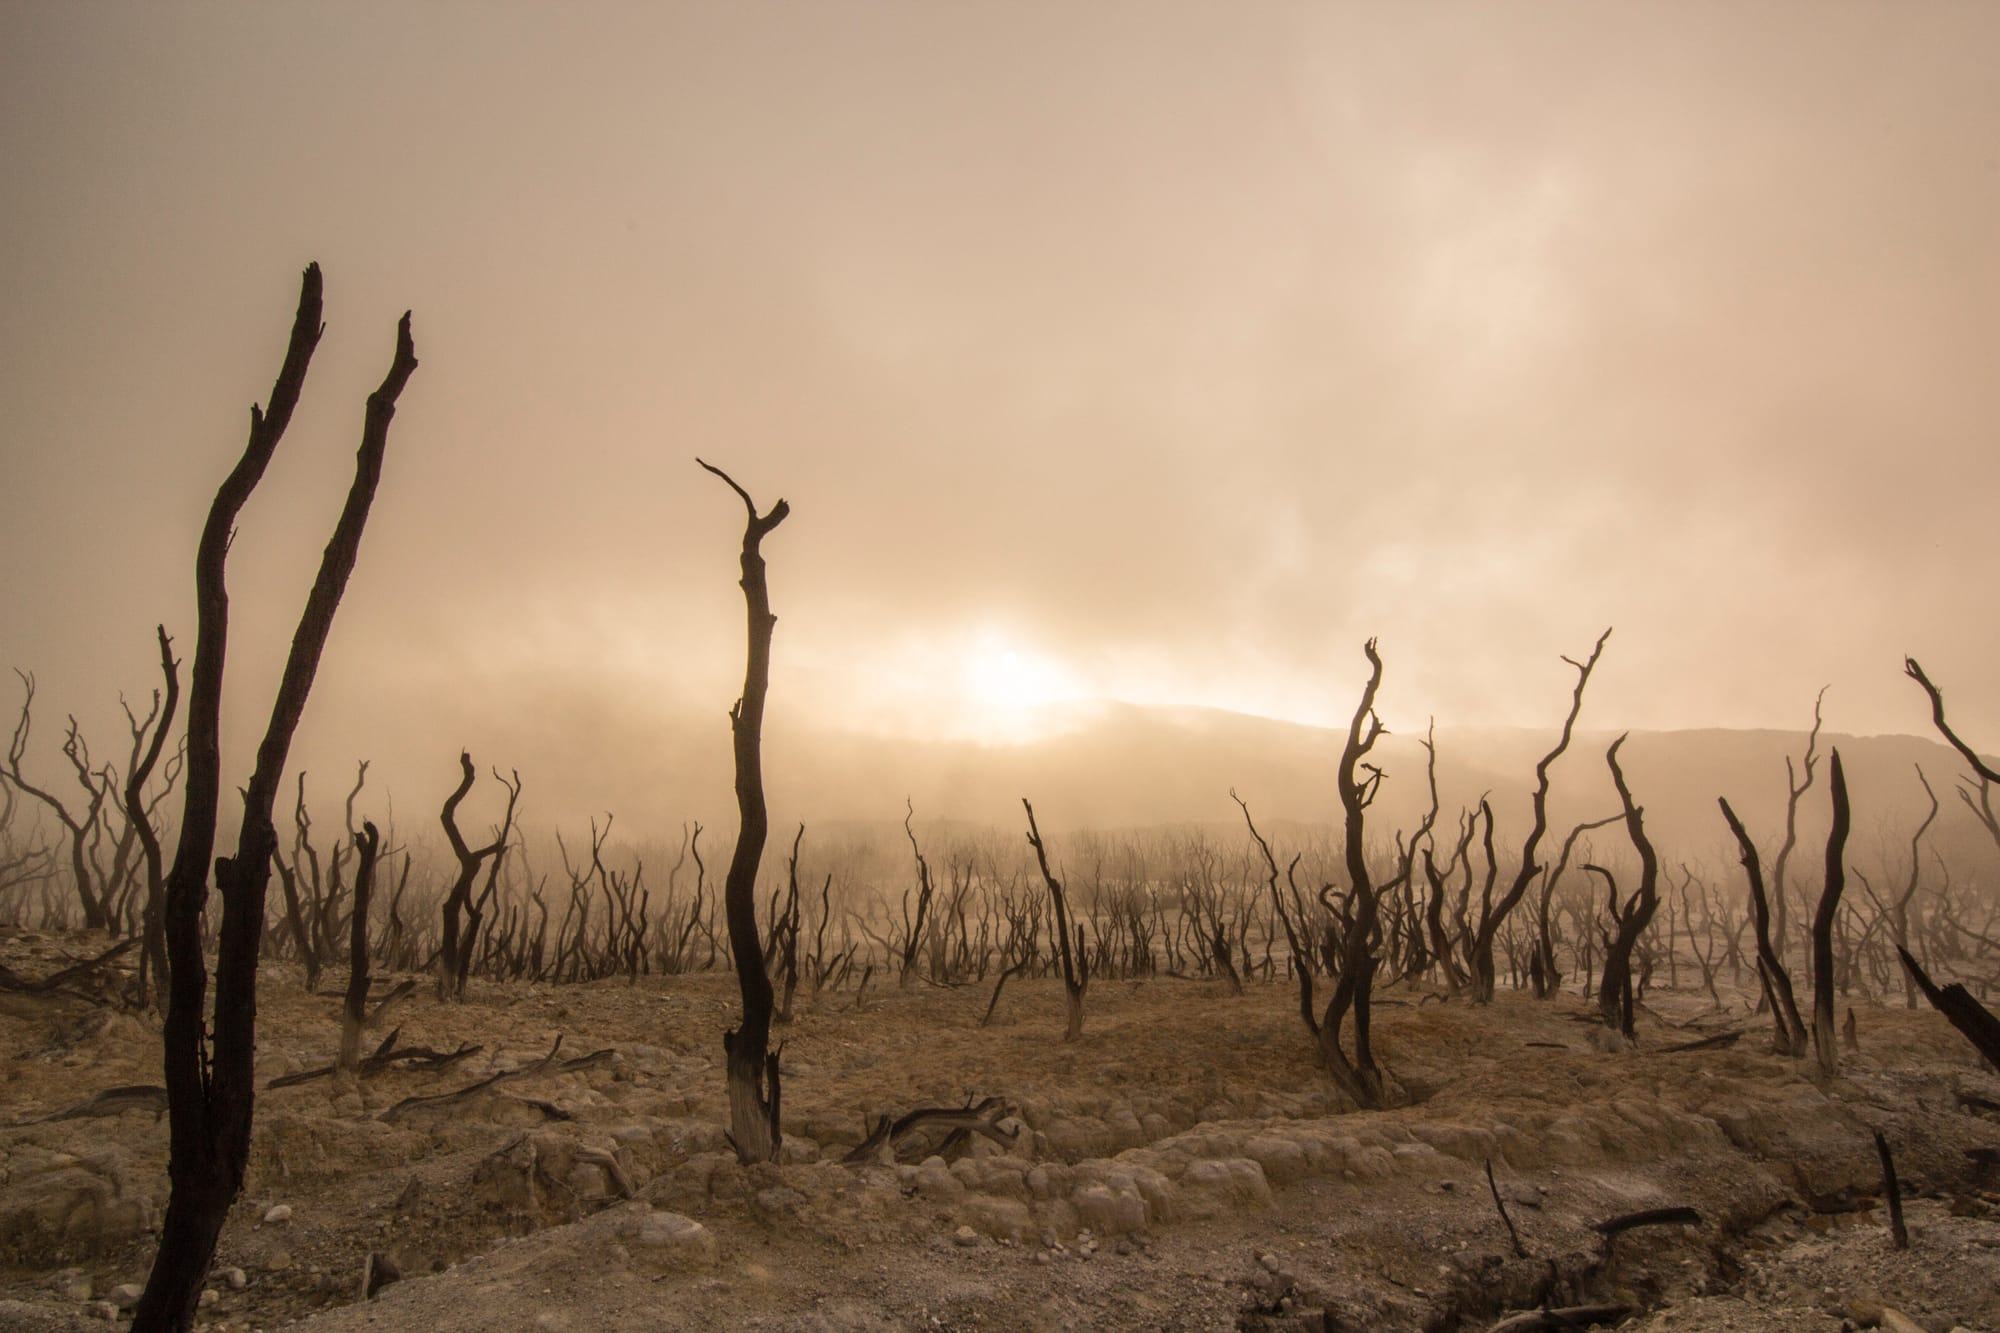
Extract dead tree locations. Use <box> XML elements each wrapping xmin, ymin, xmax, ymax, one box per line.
<box><xmin>1319</xmin><ymin>638</ymin><xmax>1391</xmax><ymax>1108</ymax></box>
<box><xmin>125</xmin><ymin>627</ymin><xmax>181</xmax><ymax>1007</ymax></box>
<box><xmin>769</xmin><ymin>824</ymin><xmax>805</xmax><ymax>1022</ymax></box>
<box><xmin>1236</xmin><ymin>789</ymin><xmax>1324</xmax><ymax>1041</ymax></box>
<box><xmin>1596</xmin><ymin>735</ymin><xmax>1660</xmax><ymax>1043</ymax></box>
<box><xmin>1811</xmin><ymin>749</ymin><xmax>1851</xmax><ymax>1079</ymax></box>
<box><xmin>1531</xmin><ymin>812</ymin><xmax>1621</xmax><ymax>999</ymax></box>
<box><xmin>1719</xmin><ymin>797</ymin><xmax>1808</xmax><ymax>1055</ymax></box>
<box><xmin>1023</xmin><ymin>799</ymin><xmax>1088</xmax><ymax>1040</ymax></box>
<box><xmin>1468</xmin><ymin>629</ymin><xmax>1609</xmax><ymax>1003</ymax></box>
<box><xmin>1771</xmin><ymin>690</ymin><xmax>1828</xmax><ymax>968</ymax></box>
<box><xmin>899</xmin><ymin>799</ymin><xmax>936</xmax><ymax>989</ymax></box>
<box><xmin>5</xmin><ymin>675</ymin><xmax>115</xmax><ymax>931</ymax></box>
<box><xmin>1873</xmin><ymin>766</ymin><xmax>1939</xmax><ymax>1008</ymax></box>
<box><xmin>135</xmin><ymin>264</ymin><xmax>415</xmax><ymax>1332</ymax></box>
<box><xmin>1905</xmin><ymin>658</ymin><xmax>2000</xmax><ymax>856</ymax></box>
<box><xmin>436</xmin><ymin>753</ymin><xmax>521</xmax><ymax>1000</ymax></box>
<box><xmin>1898</xmin><ymin>946</ymin><xmax>2000</xmax><ymax>1070</ymax></box>
<box><xmin>102</xmin><ymin>674</ymin><xmax>184</xmax><ymax>945</ymax></box>
<box><xmin>0</xmin><ymin>776</ymin><xmax>59</xmax><ymax>922</ymax></box>
<box><xmin>273</xmin><ymin>773</ymin><xmax>335</xmax><ymax>992</ymax></box>
<box><xmin>338</xmin><ymin>822</ymin><xmax>382</xmax><ymax>1072</ymax></box>
<box><xmin>701</xmin><ymin>458</ymin><xmax>788</xmax><ymax>1164</ymax></box>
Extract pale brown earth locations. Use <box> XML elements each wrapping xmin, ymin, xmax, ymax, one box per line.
<box><xmin>2</xmin><ymin>928</ymin><xmax>1997</xmax><ymax>1332</ymax></box>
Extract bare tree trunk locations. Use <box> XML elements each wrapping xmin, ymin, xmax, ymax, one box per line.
<box><xmin>1719</xmin><ymin>798</ymin><xmax>1808</xmax><ymax>1055</ymax></box>
<box><xmin>436</xmin><ymin>754</ymin><xmax>518</xmax><ymax>999</ymax></box>
<box><xmin>1319</xmin><ymin>639</ymin><xmax>1390</xmax><ymax>1109</ymax></box>
<box><xmin>899</xmin><ymin>800</ymin><xmax>935</xmax><ymax>989</ymax></box>
<box><xmin>1770</xmin><ymin>691</ymin><xmax>1827</xmax><ymax>976</ymax></box>
<box><xmin>701</xmin><ymin>459</ymin><xmax>788</xmax><ymax>1165</ymax></box>
<box><xmin>338</xmin><ymin>822</ymin><xmax>381</xmax><ymax>1071</ymax></box>
<box><xmin>1596</xmin><ymin>735</ymin><xmax>1660</xmax><ymax>1043</ymax></box>
<box><xmin>126</xmin><ymin>627</ymin><xmax>180</xmax><ymax>1009</ymax></box>
<box><xmin>1469</xmin><ymin>629</ymin><xmax>1609</xmax><ymax>1002</ymax></box>
<box><xmin>1023</xmin><ymin>799</ymin><xmax>1088</xmax><ymax>1041</ymax></box>
<box><xmin>136</xmin><ymin>267</ymin><xmax>414</xmax><ymax>1332</ymax></box>
<box><xmin>1811</xmin><ymin>749</ymin><xmax>1851</xmax><ymax>1079</ymax></box>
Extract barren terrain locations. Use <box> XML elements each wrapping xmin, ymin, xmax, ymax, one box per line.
<box><xmin>2</xmin><ymin>927</ymin><xmax>1996</xmax><ymax>1333</ymax></box>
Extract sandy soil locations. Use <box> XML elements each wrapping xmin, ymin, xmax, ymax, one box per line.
<box><xmin>2</xmin><ymin>928</ymin><xmax>1997</xmax><ymax>1332</ymax></box>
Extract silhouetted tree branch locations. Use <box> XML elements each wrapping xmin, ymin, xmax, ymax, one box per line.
<box><xmin>1469</xmin><ymin>629</ymin><xmax>1609</xmax><ymax>1003</ymax></box>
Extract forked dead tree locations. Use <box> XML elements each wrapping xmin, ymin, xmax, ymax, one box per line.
<box><xmin>1023</xmin><ymin>799</ymin><xmax>1088</xmax><ymax>1040</ymax></box>
<box><xmin>899</xmin><ymin>799</ymin><xmax>936</xmax><ymax>989</ymax></box>
<box><xmin>1467</xmin><ymin>629</ymin><xmax>1610</xmax><ymax>1003</ymax></box>
<box><xmin>1595</xmin><ymin>735</ymin><xmax>1660</xmax><ymax>1043</ymax></box>
<box><xmin>125</xmin><ymin>627</ymin><xmax>181</xmax><ymax>1007</ymax></box>
<box><xmin>1770</xmin><ymin>690</ymin><xmax>1828</xmax><ymax>966</ymax></box>
<box><xmin>5</xmin><ymin>674</ymin><xmax>115</xmax><ymax>931</ymax></box>
<box><xmin>1319</xmin><ymin>638</ymin><xmax>1391</xmax><ymax>1108</ymax></box>
<box><xmin>135</xmin><ymin>264</ymin><xmax>415</xmax><ymax>1331</ymax></box>
<box><xmin>1905</xmin><ymin>657</ymin><xmax>2000</xmax><ymax>856</ymax></box>
<box><xmin>1530</xmin><ymin>812</ymin><xmax>1620</xmax><ymax>999</ymax></box>
<box><xmin>1719</xmin><ymin>796</ymin><xmax>1808</xmax><ymax>1055</ymax></box>
<box><xmin>436</xmin><ymin>752</ymin><xmax>522</xmax><ymax>1000</ymax></box>
<box><xmin>701</xmin><ymin>458</ymin><xmax>788</xmax><ymax>1164</ymax></box>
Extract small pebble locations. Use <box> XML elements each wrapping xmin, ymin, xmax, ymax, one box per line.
<box><xmin>262</xmin><ymin>1204</ymin><xmax>293</xmax><ymax>1225</ymax></box>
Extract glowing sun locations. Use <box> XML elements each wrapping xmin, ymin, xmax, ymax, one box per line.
<box><xmin>956</xmin><ymin>630</ymin><xmax>1087</xmax><ymax>742</ymax></box>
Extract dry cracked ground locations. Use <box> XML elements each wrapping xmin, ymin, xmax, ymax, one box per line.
<box><xmin>2</xmin><ymin>927</ymin><xmax>1997</xmax><ymax>1333</ymax></box>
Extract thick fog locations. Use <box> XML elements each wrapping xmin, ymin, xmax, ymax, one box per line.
<box><xmin>3</xmin><ymin>3</ymin><xmax>1996</xmax><ymax>830</ymax></box>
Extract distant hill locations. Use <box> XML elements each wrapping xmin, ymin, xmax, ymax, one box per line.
<box><xmin>760</xmin><ymin>703</ymin><xmax>1994</xmax><ymax>871</ymax></box>
<box><xmin>293</xmin><ymin>684</ymin><xmax>1998</xmax><ymax>875</ymax></box>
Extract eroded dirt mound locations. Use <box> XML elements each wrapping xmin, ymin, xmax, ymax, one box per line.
<box><xmin>2</xmin><ymin>931</ymin><xmax>1997</xmax><ymax>1331</ymax></box>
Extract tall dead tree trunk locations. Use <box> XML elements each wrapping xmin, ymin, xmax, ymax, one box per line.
<box><xmin>700</xmin><ymin>459</ymin><xmax>788</xmax><ymax>1164</ymax></box>
<box><xmin>1319</xmin><ymin>639</ymin><xmax>1390</xmax><ymax>1109</ymax></box>
<box><xmin>1718</xmin><ymin>797</ymin><xmax>1807</xmax><ymax>1055</ymax></box>
<box><xmin>126</xmin><ymin>627</ymin><xmax>180</xmax><ymax>1008</ymax></box>
<box><xmin>436</xmin><ymin>753</ymin><xmax>520</xmax><ymax>1000</ymax></box>
<box><xmin>338</xmin><ymin>821</ymin><xmax>381</xmax><ymax>1071</ymax></box>
<box><xmin>1468</xmin><ymin>629</ymin><xmax>1609</xmax><ymax>1003</ymax></box>
<box><xmin>1023</xmin><ymin>799</ymin><xmax>1087</xmax><ymax>1041</ymax></box>
<box><xmin>1771</xmin><ymin>691</ymin><xmax>1827</xmax><ymax>973</ymax></box>
<box><xmin>1597</xmin><ymin>735</ymin><xmax>1660</xmax><ymax>1044</ymax></box>
<box><xmin>899</xmin><ymin>799</ymin><xmax>935</xmax><ymax>989</ymax></box>
<box><xmin>1811</xmin><ymin>749</ymin><xmax>1851</xmax><ymax>1079</ymax></box>
<box><xmin>134</xmin><ymin>266</ymin><xmax>415</xmax><ymax>1333</ymax></box>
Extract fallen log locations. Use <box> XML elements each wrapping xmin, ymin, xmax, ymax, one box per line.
<box><xmin>267</xmin><ymin>1027</ymin><xmax>484</xmax><ymax>1089</ymax></box>
<box><xmin>8</xmin><ymin>1083</ymin><xmax>167</xmax><ymax>1126</ymax></box>
<box><xmin>0</xmin><ymin>939</ymin><xmax>138</xmax><ymax>996</ymax></box>
<box><xmin>841</xmin><ymin>1095</ymin><xmax>1015</xmax><ymax>1164</ymax></box>
<box><xmin>378</xmin><ymin>1035</ymin><xmax>564</xmax><ymax>1122</ymax></box>
<box><xmin>1656</xmin><ymin>1030</ymin><xmax>1742</xmax><ymax>1054</ymax></box>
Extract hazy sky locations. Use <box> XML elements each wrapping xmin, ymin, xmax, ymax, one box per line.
<box><xmin>3</xmin><ymin>3</ymin><xmax>1996</xmax><ymax>827</ymax></box>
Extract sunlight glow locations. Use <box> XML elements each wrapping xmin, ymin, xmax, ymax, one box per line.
<box><xmin>956</xmin><ymin>629</ymin><xmax>1088</xmax><ymax>743</ymax></box>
